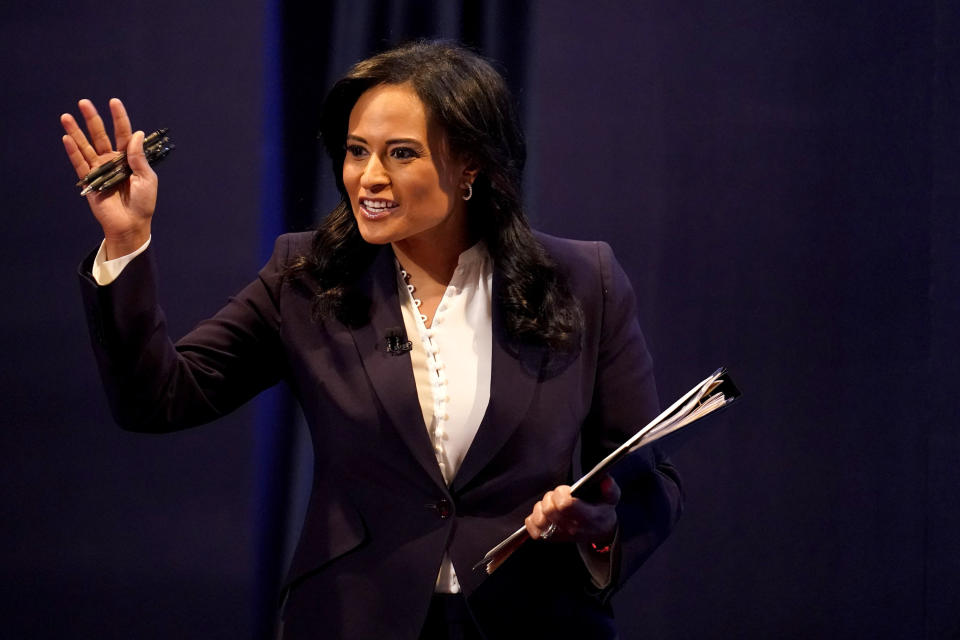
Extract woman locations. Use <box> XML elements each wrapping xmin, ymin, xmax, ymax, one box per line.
<box><xmin>62</xmin><ymin>41</ymin><xmax>682</xmax><ymax>640</ymax></box>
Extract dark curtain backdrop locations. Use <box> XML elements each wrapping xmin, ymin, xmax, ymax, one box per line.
<box><xmin>1</xmin><ymin>1</ymin><xmax>957</xmax><ymax>639</ymax></box>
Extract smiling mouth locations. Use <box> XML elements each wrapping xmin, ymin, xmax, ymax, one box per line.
<box><xmin>359</xmin><ymin>198</ymin><xmax>399</xmax><ymax>219</ymax></box>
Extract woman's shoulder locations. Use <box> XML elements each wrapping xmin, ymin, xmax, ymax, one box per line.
<box><xmin>260</xmin><ymin>231</ymin><xmax>317</xmax><ymax>271</ymax></box>
<box><xmin>531</xmin><ymin>230</ymin><xmax>635</xmax><ymax>308</ymax></box>
<box><xmin>532</xmin><ymin>229</ymin><xmax>614</xmax><ymax>270</ymax></box>
<box><xmin>273</xmin><ymin>231</ymin><xmax>316</xmax><ymax>256</ymax></box>
<box><xmin>256</xmin><ymin>232</ymin><xmax>318</xmax><ymax>285</ymax></box>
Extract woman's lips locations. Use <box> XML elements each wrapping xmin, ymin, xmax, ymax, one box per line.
<box><xmin>359</xmin><ymin>198</ymin><xmax>398</xmax><ymax>220</ymax></box>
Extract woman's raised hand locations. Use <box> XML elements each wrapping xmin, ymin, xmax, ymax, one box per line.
<box><xmin>61</xmin><ymin>98</ymin><xmax>157</xmax><ymax>260</ymax></box>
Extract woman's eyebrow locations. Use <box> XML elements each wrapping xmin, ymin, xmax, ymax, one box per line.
<box><xmin>346</xmin><ymin>134</ymin><xmax>424</xmax><ymax>146</ymax></box>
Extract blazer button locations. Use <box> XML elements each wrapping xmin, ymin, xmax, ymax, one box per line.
<box><xmin>436</xmin><ymin>498</ymin><xmax>452</xmax><ymax>519</ymax></box>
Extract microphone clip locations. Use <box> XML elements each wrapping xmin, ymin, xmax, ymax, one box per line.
<box><xmin>385</xmin><ymin>327</ymin><xmax>413</xmax><ymax>356</ymax></box>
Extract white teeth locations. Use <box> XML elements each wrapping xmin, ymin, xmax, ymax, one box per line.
<box><xmin>362</xmin><ymin>199</ymin><xmax>396</xmax><ymax>210</ymax></box>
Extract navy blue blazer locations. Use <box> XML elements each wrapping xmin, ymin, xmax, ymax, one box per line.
<box><xmin>79</xmin><ymin>231</ymin><xmax>682</xmax><ymax>639</ymax></box>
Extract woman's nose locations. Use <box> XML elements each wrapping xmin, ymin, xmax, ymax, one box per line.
<box><xmin>360</xmin><ymin>153</ymin><xmax>389</xmax><ymax>190</ymax></box>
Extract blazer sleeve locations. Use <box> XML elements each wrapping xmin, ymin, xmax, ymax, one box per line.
<box><xmin>77</xmin><ymin>235</ymin><xmax>291</xmax><ymax>432</ymax></box>
<box><xmin>579</xmin><ymin>241</ymin><xmax>683</xmax><ymax>599</ymax></box>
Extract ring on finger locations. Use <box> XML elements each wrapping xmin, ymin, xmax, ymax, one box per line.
<box><xmin>540</xmin><ymin>522</ymin><xmax>558</xmax><ymax>541</ymax></box>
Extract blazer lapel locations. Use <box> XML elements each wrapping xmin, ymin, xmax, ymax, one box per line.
<box><xmin>451</xmin><ymin>273</ymin><xmax>545</xmax><ymax>494</ymax></box>
<box><xmin>348</xmin><ymin>247</ymin><xmax>447</xmax><ymax>491</ymax></box>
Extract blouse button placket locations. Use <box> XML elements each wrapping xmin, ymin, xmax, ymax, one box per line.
<box><xmin>400</xmin><ymin>263</ymin><xmax>453</xmax><ymax>471</ymax></box>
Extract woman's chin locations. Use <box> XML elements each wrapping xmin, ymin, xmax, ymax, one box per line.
<box><xmin>355</xmin><ymin>221</ymin><xmax>396</xmax><ymax>246</ymax></box>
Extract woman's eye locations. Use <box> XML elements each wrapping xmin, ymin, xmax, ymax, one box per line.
<box><xmin>345</xmin><ymin>144</ymin><xmax>367</xmax><ymax>158</ymax></box>
<box><xmin>391</xmin><ymin>147</ymin><xmax>419</xmax><ymax>160</ymax></box>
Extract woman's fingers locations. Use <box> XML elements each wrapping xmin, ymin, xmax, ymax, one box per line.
<box><xmin>527</xmin><ymin>483</ymin><xmax>619</xmax><ymax>543</ymax></box>
<box><xmin>126</xmin><ymin>131</ymin><xmax>151</xmax><ymax>176</ymax></box>
<box><xmin>60</xmin><ymin>112</ymin><xmax>99</xmax><ymax>167</ymax></box>
<box><xmin>109</xmin><ymin>98</ymin><xmax>132</xmax><ymax>152</ymax></box>
<box><xmin>542</xmin><ymin>488</ymin><xmax>581</xmax><ymax>536</ymax></box>
<box><xmin>524</xmin><ymin>501</ymin><xmax>549</xmax><ymax>539</ymax></box>
<box><xmin>62</xmin><ymin>99</ymin><xmax>146</xmax><ymax>186</ymax></box>
<box><xmin>125</xmin><ymin>130</ymin><xmax>159</xmax><ymax>195</ymax></box>
<box><xmin>541</xmin><ymin>490</ymin><xmax>559</xmax><ymax>521</ymax></box>
<box><xmin>61</xmin><ymin>133</ymin><xmax>90</xmax><ymax>179</ymax></box>
<box><xmin>78</xmin><ymin>99</ymin><xmax>113</xmax><ymax>155</ymax></box>
<box><xmin>523</xmin><ymin>488</ymin><xmax>567</xmax><ymax>540</ymax></box>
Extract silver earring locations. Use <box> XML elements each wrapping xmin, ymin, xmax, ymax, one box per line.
<box><xmin>462</xmin><ymin>183</ymin><xmax>473</xmax><ymax>201</ymax></box>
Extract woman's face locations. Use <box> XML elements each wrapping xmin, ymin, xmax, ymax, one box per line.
<box><xmin>343</xmin><ymin>83</ymin><xmax>472</xmax><ymax>252</ymax></box>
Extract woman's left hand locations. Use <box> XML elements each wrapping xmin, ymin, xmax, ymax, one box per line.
<box><xmin>524</xmin><ymin>474</ymin><xmax>621</xmax><ymax>544</ymax></box>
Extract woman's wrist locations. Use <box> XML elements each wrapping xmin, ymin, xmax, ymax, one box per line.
<box><xmin>104</xmin><ymin>227</ymin><xmax>151</xmax><ymax>261</ymax></box>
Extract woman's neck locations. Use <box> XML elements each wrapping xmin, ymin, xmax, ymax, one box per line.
<box><xmin>392</xmin><ymin>231</ymin><xmax>473</xmax><ymax>328</ymax></box>
<box><xmin>392</xmin><ymin>231</ymin><xmax>471</xmax><ymax>289</ymax></box>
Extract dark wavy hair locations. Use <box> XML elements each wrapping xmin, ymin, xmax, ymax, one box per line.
<box><xmin>287</xmin><ymin>40</ymin><xmax>582</xmax><ymax>350</ymax></box>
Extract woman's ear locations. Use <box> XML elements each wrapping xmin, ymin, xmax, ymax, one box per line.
<box><xmin>460</xmin><ymin>163</ymin><xmax>479</xmax><ymax>187</ymax></box>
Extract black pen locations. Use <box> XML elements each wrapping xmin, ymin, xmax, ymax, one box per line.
<box><xmin>80</xmin><ymin>165</ymin><xmax>126</xmax><ymax>196</ymax></box>
<box><xmin>76</xmin><ymin>153</ymin><xmax>122</xmax><ymax>186</ymax></box>
<box><xmin>76</xmin><ymin>129</ymin><xmax>169</xmax><ymax>185</ymax></box>
<box><xmin>94</xmin><ymin>170</ymin><xmax>130</xmax><ymax>193</ymax></box>
<box><xmin>76</xmin><ymin>128</ymin><xmax>173</xmax><ymax>195</ymax></box>
<box><xmin>80</xmin><ymin>137</ymin><xmax>173</xmax><ymax>195</ymax></box>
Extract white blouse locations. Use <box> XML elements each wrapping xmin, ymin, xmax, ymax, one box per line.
<box><xmin>396</xmin><ymin>242</ymin><xmax>493</xmax><ymax>593</ymax></box>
